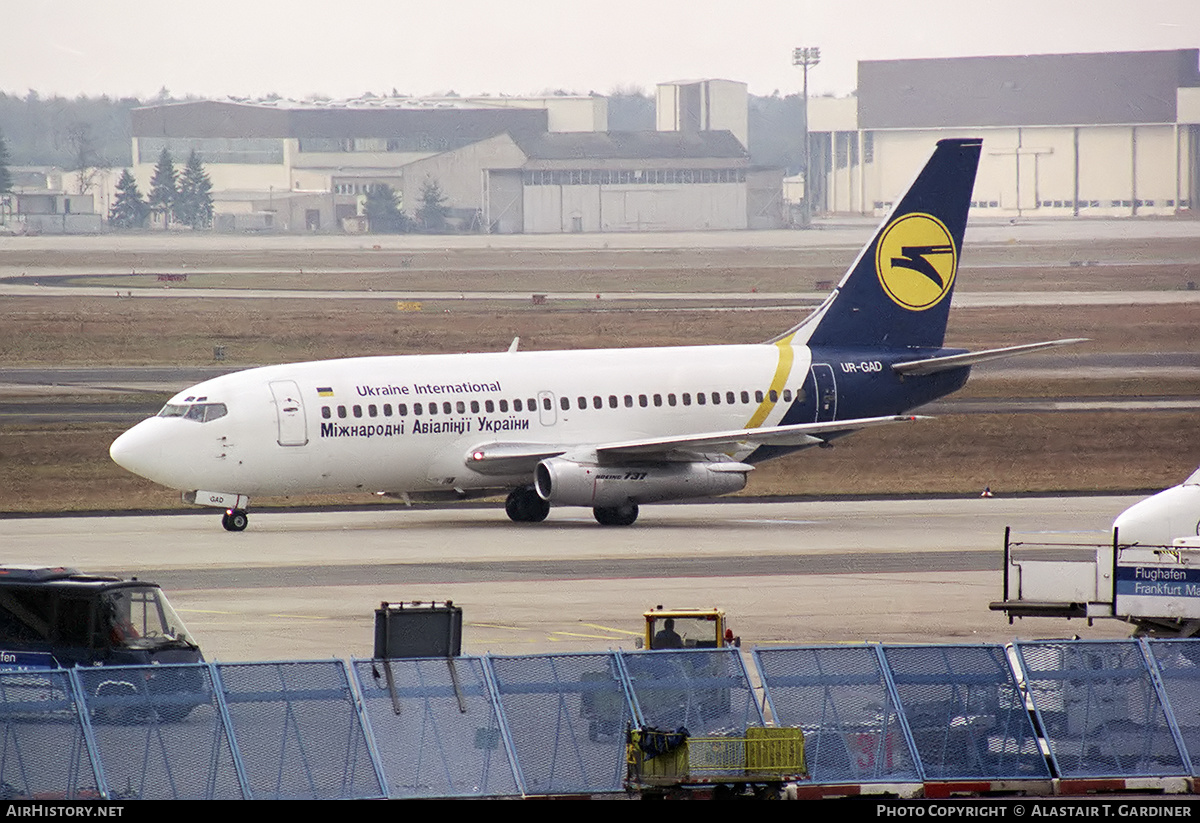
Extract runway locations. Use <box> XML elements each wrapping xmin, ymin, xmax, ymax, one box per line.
<box><xmin>0</xmin><ymin>496</ymin><xmax>1140</xmax><ymax>662</ymax></box>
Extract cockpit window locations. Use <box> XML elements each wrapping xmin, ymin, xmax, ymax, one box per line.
<box><xmin>159</xmin><ymin>402</ymin><xmax>227</xmax><ymax>423</ymax></box>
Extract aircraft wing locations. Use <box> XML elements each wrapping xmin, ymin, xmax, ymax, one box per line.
<box><xmin>465</xmin><ymin>443</ymin><xmax>570</xmax><ymax>475</ymax></box>
<box><xmin>465</xmin><ymin>414</ymin><xmax>924</xmax><ymax>473</ymax></box>
<box><xmin>594</xmin><ymin>414</ymin><xmax>924</xmax><ymax>457</ymax></box>
<box><xmin>892</xmin><ymin>338</ymin><xmax>1086</xmax><ymax>376</ymax></box>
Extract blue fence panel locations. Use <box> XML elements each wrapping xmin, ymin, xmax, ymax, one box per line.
<box><xmin>1143</xmin><ymin>639</ymin><xmax>1200</xmax><ymax>776</ymax></box>
<box><xmin>618</xmin><ymin>648</ymin><xmax>762</xmax><ymax>735</ymax></box>
<box><xmin>0</xmin><ymin>670</ymin><xmax>101</xmax><ymax>799</ymax></box>
<box><xmin>881</xmin><ymin>645</ymin><xmax>1050</xmax><ymax>781</ymax></box>
<box><xmin>351</xmin><ymin>657</ymin><xmax>519</xmax><ymax>798</ymax></box>
<box><xmin>1013</xmin><ymin>640</ymin><xmax>1187</xmax><ymax>779</ymax></box>
<box><xmin>754</xmin><ymin>645</ymin><xmax>920</xmax><ymax>783</ymax></box>
<box><xmin>487</xmin><ymin>653</ymin><xmax>629</xmax><ymax>796</ymax></box>
<box><xmin>74</xmin><ymin>663</ymin><xmax>244</xmax><ymax>800</ymax></box>
<box><xmin>215</xmin><ymin>661</ymin><xmax>384</xmax><ymax>799</ymax></box>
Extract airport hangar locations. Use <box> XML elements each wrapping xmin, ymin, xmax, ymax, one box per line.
<box><xmin>124</xmin><ymin>49</ymin><xmax>1200</xmax><ymax>235</ymax></box>
<box><xmin>128</xmin><ymin>82</ymin><xmax>782</xmax><ymax>235</ymax></box>
<box><xmin>805</xmin><ymin>49</ymin><xmax>1200</xmax><ymax>220</ymax></box>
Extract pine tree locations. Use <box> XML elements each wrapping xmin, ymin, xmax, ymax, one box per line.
<box><xmin>148</xmin><ymin>148</ymin><xmax>177</xmax><ymax>227</ymax></box>
<box><xmin>176</xmin><ymin>150</ymin><xmax>213</xmax><ymax>229</ymax></box>
<box><xmin>365</xmin><ymin>184</ymin><xmax>411</xmax><ymax>233</ymax></box>
<box><xmin>416</xmin><ymin>178</ymin><xmax>448</xmax><ymax>232</ymax></box>
<box><xmin>0</xmin><ymin>128</ymin><xmax>12</xmax><ymax>193</ymax></box>
<box><xmin>108</xmin><ymin>169</ymin><xmax>148</xmax><ymax>229</ymax></box>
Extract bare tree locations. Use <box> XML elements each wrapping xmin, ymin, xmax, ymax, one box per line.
<box><xmin>64</xmin><ymin>121</ymin><xmax>109</xmax><ymax>195</ymax></box>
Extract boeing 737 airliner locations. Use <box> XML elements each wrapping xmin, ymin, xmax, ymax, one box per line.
<box><xmin>110</xmin><ymin>138</ymin><xmax>1077</xmax><ymax>530</ymax></box>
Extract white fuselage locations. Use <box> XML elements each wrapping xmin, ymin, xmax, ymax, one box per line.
<box><xmin>111</xmin><ymin>343</ymin><xmax>816</xmax><ymax>498</ymax></box>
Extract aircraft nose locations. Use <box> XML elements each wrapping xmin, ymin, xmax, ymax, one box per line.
<box><xmin>110</xmin><ymin>420</ymin><xmax>165</xmax><ymax>480</ymax></box>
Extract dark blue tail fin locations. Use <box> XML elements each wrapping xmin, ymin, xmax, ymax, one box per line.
<box><xmin>786</xmin><ymin>138</ymin><xmax>981</xmax><ymax>350</ymax></box>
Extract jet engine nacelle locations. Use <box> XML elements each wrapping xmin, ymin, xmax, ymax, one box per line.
<box><xmin>534</xmin><ymin>457</ymin><xmax>750</xmax><ymax>507</ymax></box>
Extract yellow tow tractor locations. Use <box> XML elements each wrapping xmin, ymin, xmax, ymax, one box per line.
<box><xmin>638</xmin><ymin>606</ymin><xmax>739</xmax><ymax>650</ymax></box>
<box><xmin>628</xmin><ymin>606</ymin><xmax>805</xmax><ymax>798</ymax></box>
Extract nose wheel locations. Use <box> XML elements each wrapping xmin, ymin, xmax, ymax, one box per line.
<box><xmin>221</xmin><ymin>509</ymin><xmax>249</xmax><ymax>532</ymax></box>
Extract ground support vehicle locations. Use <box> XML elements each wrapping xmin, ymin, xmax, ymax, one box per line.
<box><xmin>990</xmin><ymin>527</ymin><xmax>1200</xmax><ymax>636</ymax></box>
<box><xmin>640</xmin><ymin>606</ymin><xmax>738</xmax><ymax>650</ymax></box>
<box><xmin>626</xmin><ymin>725</ymin><xmax>806</xmax><ymax>799</ymax></box>
<box><xmin>0</xmin><ymin>565</ymin><xmax>206</xmax><ymax>721</ymax></box>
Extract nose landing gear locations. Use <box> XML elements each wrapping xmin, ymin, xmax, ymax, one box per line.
<box><xmin>221</xmin><ymin>508</ymin><xmax>249</xmax><ymax>532</ymax></box>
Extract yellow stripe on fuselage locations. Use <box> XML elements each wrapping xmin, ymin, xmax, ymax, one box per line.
<box><xmin>745</xmin><ymin>335</ymin><xmax>796</xmax><ymax>429</ymax></box>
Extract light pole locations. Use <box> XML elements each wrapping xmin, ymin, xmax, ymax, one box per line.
<box><xmin>792</xmin><ymin>46</ymin><xmax>820</xmax><ymax>227</ymax></box>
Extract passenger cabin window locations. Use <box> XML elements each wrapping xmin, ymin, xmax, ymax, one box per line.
<box><xmin>338</xmin><ymin>405</ymin><xmax>347</xmax><ymax>418</ymax></box>
<box><xmin>682</xmin><ymin>393</ymin><xmax>691</xmax><ymax>406</ymax></box>
<box><xmin>608</xmin><ymin>395</ymin><xmax>618</xmax><ymax>408</ymax></box>
<box><xmin>353</xmin><ymin>405</ymin><xmax>362</xmax><ymax>418</ymax></box>
<box><xmin>667</xmin><ymin>394</ymin><xmax>677</xmax><ymax>407</ymax></box>
<box><xmin>560</xmin><ymin>397</ymin><xmax>569</xmax><ymax>411</ymax></box>
<box><xmin>485</xmin><ymin>400</ymin><xmax>495</xmax><ymax>413</ymax></box>
<box><xmin>499</xmin><ymin>400</ymin><xmax>509</xmax><ymax>412</ymax></box>
<box><xmin>383</xmin><ymin>404</ymin><xmax>392</xmax><ymax>416</ymax></box>
<box><xmin>443</xmin><ymin>402</ymin><xmax>452</xmax><ymax>414</ymax></box>
<box><xmin>696</xmin><ymin>393</ymin><xmax>706</xmax><ymax>405</ymax></box>
<box><xmin>368</xmin><ymin>404</ymin><xmax>377</xmax><ymax>417</ymax></box>
<box><xmin>415</xmin><ymin>403</ymin><xmax>425</xmax><ymax>415</ymax></box>
<box><xmin>471</xmin><ymin>401</ymin><xmax>480</xmax><ymax>413</ymax></box>
<box><xmin>514</xmin><ymin>399</ymin><xmax>523</xmax><ymax>412</ymax></box>
<box><xmin>321</xmin><ymin>406</ymin><xmax>331</xmax><ymax>419</ymax></box>
<box><xmin>456</xmin><ymin>401</ymin><xmax>465</xmax><ymax>414</ymax></box>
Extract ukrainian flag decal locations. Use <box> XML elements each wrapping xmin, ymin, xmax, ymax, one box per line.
<box><xmin>317</xmin><ymin>387</ymin><xmax>334</xmax><ymax>397</ymax></box>
<box><xmin>875</xmin><ymin>212</ymin><xmax>957</xmax><ymax>311</ymax></box>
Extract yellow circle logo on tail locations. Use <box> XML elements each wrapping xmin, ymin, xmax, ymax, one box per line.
<box><xmin>875</xmin><ymin>213</ymin><xmax>957</xmax><ymax>311</ymax></box>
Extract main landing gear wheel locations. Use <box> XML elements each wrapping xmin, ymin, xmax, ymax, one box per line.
<box><xmin>505</xmin><ymin>487</ymin><xmax>550</xmax><ymax>523</ymax></box>
<box><xmin>221</xmin><ymin>509</ymin><xmax>249</xmax><ymax>532</ymax></box>
<box><xmin>593</xmin><ymin>502</ymin><xmax>639</xmax><ymax>526</ymax></box>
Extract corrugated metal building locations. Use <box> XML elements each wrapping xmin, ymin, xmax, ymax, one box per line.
<box><xmin>131</xmin><ymin>100</ymin><xmax>549</xmax><ymax>231</ymax></box>
<box><xmin>129</xmin><ymin>92</ymin><xmax>779</xmax><ymax>233</ymax></box>
<box><xmin>808</xmin><ymin>49</ymin><xmax>1200</xmax><ymax>217</ymax></box>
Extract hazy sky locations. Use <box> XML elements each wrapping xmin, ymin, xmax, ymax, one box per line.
<box><xmin>5</xmin><ymin>0</ymin><xmax>1199</xmax><ymax>100</ymax></box>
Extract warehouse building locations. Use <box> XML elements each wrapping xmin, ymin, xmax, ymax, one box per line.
<box><xmin>807</xmin><ymin>49</ymin><xmax>1200</xmax><ymax>217</ymax></box>
<box><xmin>128</xmin><ymin>88</ymin><xmax>776</xmax><ymax>233</ymax></box>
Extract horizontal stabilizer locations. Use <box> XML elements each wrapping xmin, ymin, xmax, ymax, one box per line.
<box><xmin>892</xmin><ymin>338</ymin><xmax>1087</xmax><ymax>376</ymax></box>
